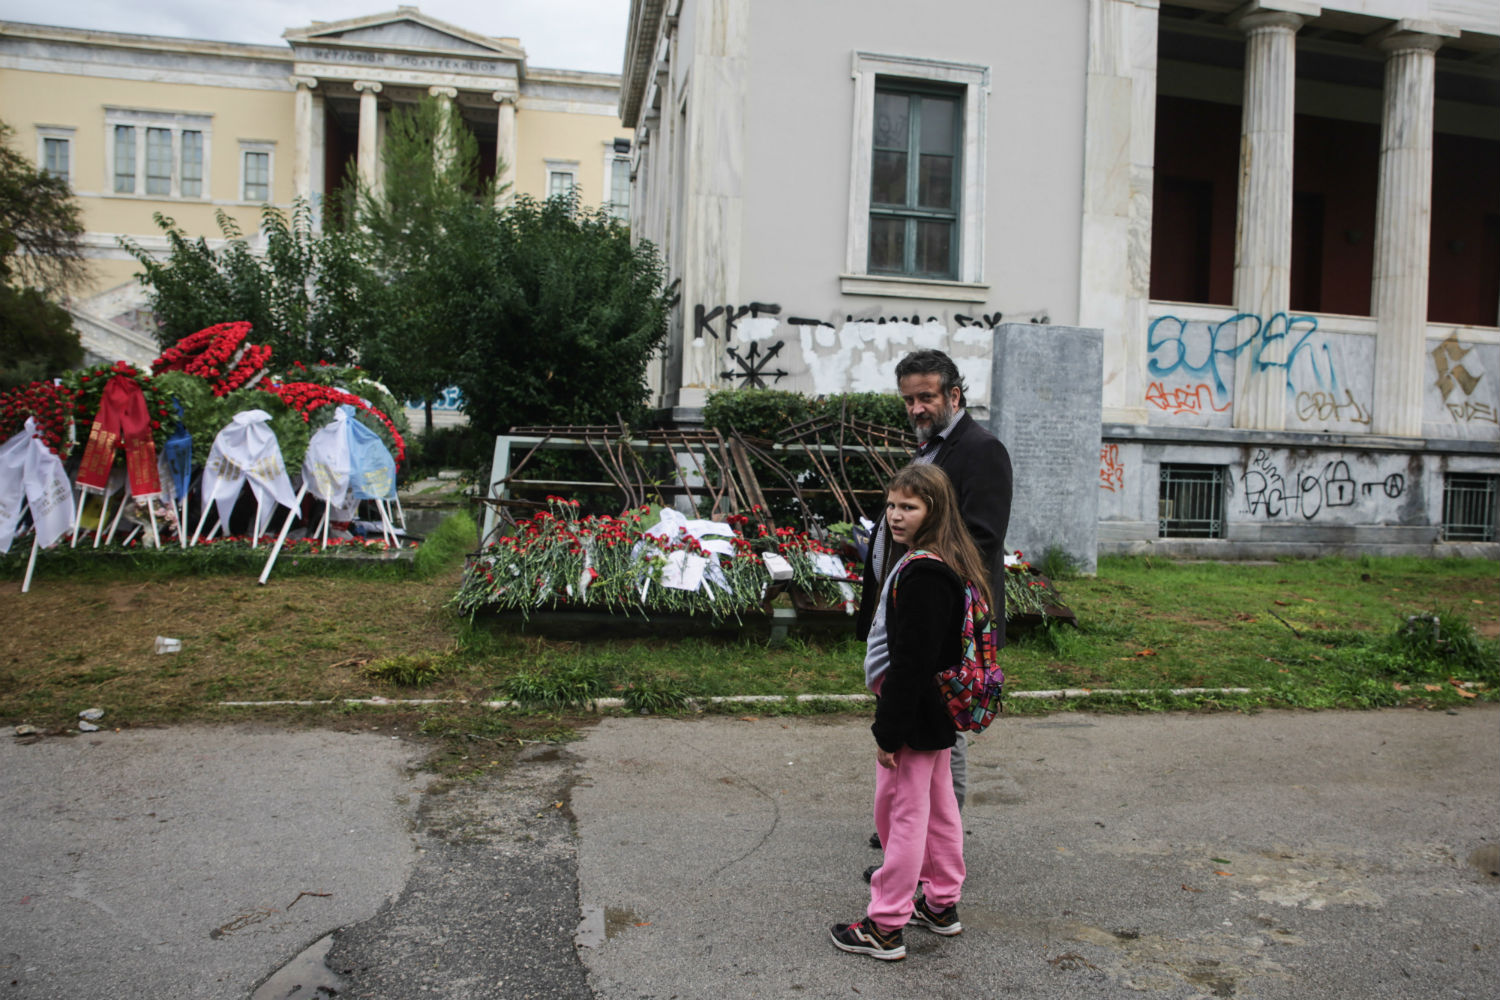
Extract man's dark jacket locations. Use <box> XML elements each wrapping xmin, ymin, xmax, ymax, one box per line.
<box><xmin>855</xmin><ymin>410</ymin><xmax>1014</xmax><ymax>644</ymax></box>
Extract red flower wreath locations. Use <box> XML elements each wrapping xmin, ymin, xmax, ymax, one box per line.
<box><xmin>260</xmin><ymin>381</ymin><xmax>406</xmax><ymax>467</ymax></box>
<box><xmin>61</xmin><ymin>360</ymin><xmax>173</xmax><ymax>448</ymax></box>
<box><xmin>0</xmin><ymin>380</ymin><xmax>80</xmax><ymax>458</ymax></box>
<box><xmin>152</xmin><ymin>321</ymin><xmax>274</xmax><ymax>395</ymax></box>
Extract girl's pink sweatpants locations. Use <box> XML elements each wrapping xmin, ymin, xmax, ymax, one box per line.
<box><xmin>868</xmin><ymin>745</ymin><xmax>966</xmax><ymax>932</ymax></box>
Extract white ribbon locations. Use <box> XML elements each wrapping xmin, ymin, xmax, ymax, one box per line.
<box><xmin>201</xmin><ymin>410</ymin><xmax>297</xmax><ymax>536</ymax></box>
<box><xmin>0</xmin><ymin>418</ymin><xmax>77</xmax><ymax>553</ymax></box>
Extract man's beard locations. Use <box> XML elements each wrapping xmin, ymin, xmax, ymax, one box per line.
<box><xmin>911</xmin><ymin>400</ymin><xmax>955</xmax><ymax>444</ymax></box>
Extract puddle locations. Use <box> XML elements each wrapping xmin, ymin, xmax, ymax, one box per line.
<box><xmin>1470</xmin><ymin>844</ymin><xmax>1500</xmax><ymax>880</ymax></box>
<box><xmin>575</xmin><ymin>904</ymin><xmax>645</xmax><ymax>948</ymax></box>
<box><xmin>250</xmin><ymin>933</ymin><xmax>344</xmax><ymax>1000</ymax></box>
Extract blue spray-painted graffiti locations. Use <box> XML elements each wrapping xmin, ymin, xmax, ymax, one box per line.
<box><xmin>1148</xmin><ymin>313</ymin><xmax>1340</xmax><ymax>396</ymax></box>
<box><xmin>406</xmin><ymin>386</ymin><xmax>466</xmax><ymax>411</ymax></box>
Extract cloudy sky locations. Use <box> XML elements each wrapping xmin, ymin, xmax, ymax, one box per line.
<box><xmin>0</xmin><ymin>1</ymin><xmax>632</xmax><ymax>73</ymax></box>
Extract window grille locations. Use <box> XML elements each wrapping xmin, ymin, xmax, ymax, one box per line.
<box><xmin>1442</xmin><ymin>474</ymin><xmax>1497</xmax><ymax>542</ymax></box>
<box><xmin>1159</xmin><ymin>464</ymin><xmax>1225</xmax><ymax>538</ymax></box>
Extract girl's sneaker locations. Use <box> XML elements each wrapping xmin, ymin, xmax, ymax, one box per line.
<box><xmin>910</xmin><ymin>894</ymin><xmax>963</xmax><ymax>935</ymax></box>
<box><xmin>829</xmin><ymin>917</ymin><xmax>906</xmax><ymax>960</ymax></box>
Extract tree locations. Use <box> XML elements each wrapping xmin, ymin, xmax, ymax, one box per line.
<box><xmin>122</xmin><ymin>202</ymin><xmax>373</xmax><ymax>368</ymax></box>
<box><xmin>0</xmin><ymin>120</ymin><xmax>84</xmax><ymax>390</ymax></box>
<box><xmin>447</xmin><ymin>191</ymin><xmax>670</xmax><ymax>439</ymax></box>
<box><xmin>353</xmin><ymin>96</ymin><xmax>497</xmax><ymax>432</ymax></box>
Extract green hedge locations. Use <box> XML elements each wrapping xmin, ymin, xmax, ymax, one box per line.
<box><xmin>702</xmin><ymin>389</ymin><xmax>905</xmax><ymax>439</ymax></box>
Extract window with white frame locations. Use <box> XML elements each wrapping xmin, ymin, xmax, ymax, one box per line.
<box><xmin>37</xmin><ymin>126</ymin><xmax>74</xmax><ymax>183</ymax></box>
<box><xmin>106</xmin><ymin>108</ymin><xmax>212</xmax><ymax>200</ymax></box>
<box><xmin>545</xmin><ymin>158</ymin><xmax>579</xmax><ymax>199</ymax></box>
<box><xmin>844</xmin><ymin>53</ymin><xmax>989</xmax><ymax>299</ymax></box>
<box><xmin>239</xmin><ymin>142</ymin><xmax>274</xmax><ymax>203</ymax></box>
<box><xmin>604</xmin><ymin>139</ymin><xmax>631</xmax><ymax>220</ymax></box>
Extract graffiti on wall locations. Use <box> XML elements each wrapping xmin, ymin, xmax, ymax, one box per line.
<box><xmin>1099</xmin><ymin>444</ymin><xmax>1124</xmax><ymax>492</ymax></box>
<box><xmin>1294</xmin><ymin>389</ymin><xmax>1370</xmax><ymax>425</ymax></box>
<box><xmin>1147</xmin><ymin>312</ymin><xmax>1338</xmax><ymax>395</ymax></box>
<box><xmin>689</xmin><ymin>302</ymin><xmax>1051</xmax><ymax>405</ymax></box>
<box><xmin>1240</xmin><ymin>449</ymin><xmax>1405</xmax><ymax>521</ymax></box>
<box><xmin>1145</xmin><ymin>381</ymin><xmax>1230</xmax><ymax>415</ymax></box>
<box><xmin>1432</xmin><ymin>333</ymin><xmax>1497</xmax><ymax>426</ymax></box>
<box><xmin>720</xmin><ymin>340</ymin><xmax>789</xmax><ymax>388</ymax></box>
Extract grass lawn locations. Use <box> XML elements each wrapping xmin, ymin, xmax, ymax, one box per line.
<box><xmin>2</xmin><ymin>517</ymin><xmax>1496</xmax><ymax>742</ymax></box>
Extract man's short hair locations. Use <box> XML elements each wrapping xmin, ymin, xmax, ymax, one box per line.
<box><xmin>895</xmin><ymin>349</ymin><xmax>967</xmax><ymax>408</ymax></box>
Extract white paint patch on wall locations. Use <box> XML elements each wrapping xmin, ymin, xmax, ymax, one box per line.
<box><xmin>737</xmin><ymin>316</ymin><xmax>782</xmax><ymax>342</ymax></box>
<box><xmin>787</xmin><ymin>319</ymin><xmax>992</xmax><ymax>406</ymax></box>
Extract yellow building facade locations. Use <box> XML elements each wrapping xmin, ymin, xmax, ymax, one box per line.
<box><xmin>0</xmin><ymin>7</ymin><xmax>630</xmax><ymax>365</ymax></box>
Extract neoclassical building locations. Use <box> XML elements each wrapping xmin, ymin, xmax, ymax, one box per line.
<box><xmin>1</xmin><ymin>6</ymin><xmax>631</xmax><ymax>366</ymax></box>
<box><xmin>621</xmin><ymin>0</ymin><xmax>1499</xmax><ymax>554</ymax></box>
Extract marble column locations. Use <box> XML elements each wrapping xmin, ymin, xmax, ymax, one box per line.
<box><xmin>1228</xmin><ymin>4</ymin><xmax>1311</xmax><ymax>431</ymax></box>
<box><xmin>492</xmin><ymin>92</ymin><xmax>517</xmax><ymax>205</ymax></box>
<box><xmin>1079</xmin><ymin>0</ymin><xmax>1159</xmax><ymax>426</ymax></box>
<box><xmin>1370</xmin><ymin>24</ymin><xmax>1452</xmax><ymax>437</ymax></box>
<box><xmin>429</xmin><ymin>85</ymin><xmax>458</xmax><ymax>171</ymax></box>
<box><xmin>353</xmin><ymin>80</ymin><xmax>382</xmax><ymax>193</ymax></box>
<box><xmin>291</xmin><ymin>76</ymin><xmax>318</xmax><ymax>204</ymax></box>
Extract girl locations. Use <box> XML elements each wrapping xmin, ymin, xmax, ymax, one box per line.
<box><xmin>830</xmin><ymin>463</ymin><xmax>993</xmax><ymax>961</ymax></box>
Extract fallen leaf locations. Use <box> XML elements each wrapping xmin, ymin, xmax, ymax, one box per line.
<box><xmin>1450</xmin><ymin>679</ymin><xmax>1477</xmax><ymax>699</ymax></box>
<box><xmin>737</xmin><ymin>716</ymin><xmax>759</xmax><ymax>722</ymax></box>
<box><xmin>1211</xmin><ymin>857</ymin><xmax>1231</xmax><ymax>864</ymax></box>
<box><xmin>1274</xmin><ymin>600</ymin><xmax>1290</xmax><ymax>606</ymax></box>
<box><xmin>553</xmin><ymin>801</ymin><xmax>563</xmax><ymax>809</ymax></box>
<box><xmin>1472</xmin><ymin>599</ymin><xmax>1484</xmax><ymax>605</ymax></box>
<box><xmin>1214</xmin><ymin>870</ymin><xmax>1233</xmax><ymax>876</ymax></box>
<box><xmin>1301</xmin><ymin>598</ymin><xmax>1316</xmax><ymax>603</ymax></box>
<box><xmin>1135</xmin><ymin>648</ymin><xmax>1156</xmax><ymax>657</ymax></box>
<box><xmin>1235</xmin><ymin>613</ymin><xmax>1255</xmax><ymax>621</ymax></box>
<box><xmin>1423</xmin><ymin>684</ymin><xmax>1444</xmax><ymax>692</ymax></box>
<box><xmin>635</xmin><ymin>921</ymin><xmax>651</xmax><ymax>927</ymax></box>
<box><xmin>1394</xmin><ymin>683</ymin><xmax>1410</xmax><ymax>691</ymax></box>
<box><xmin>1182</xmin><ymin>884</ymin><xmax>1202</xmax><ymax>892</ymax></box>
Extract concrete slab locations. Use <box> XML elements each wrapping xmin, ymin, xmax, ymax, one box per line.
<box><xmin>572</xmin><ymin>708</ymin><xmax>1500</xmax><ymax>999</ymax></box>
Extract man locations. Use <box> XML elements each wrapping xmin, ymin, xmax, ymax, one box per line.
<box><xmin>856</xmin><ymin>348</ymin><xmax>1013</xmax><ymax>868</ymax></box>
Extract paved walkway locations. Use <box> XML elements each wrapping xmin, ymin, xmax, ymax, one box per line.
<box><xmin>3</xmin><ymin>707</ymin><xmax>1496</xmax><ymax>998</ymax></box>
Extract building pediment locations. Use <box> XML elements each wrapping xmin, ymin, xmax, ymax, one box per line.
<box><xmin>284</xmin><ymin>7</ymin><xmax>524</xmax><ymax>61</ymax></box>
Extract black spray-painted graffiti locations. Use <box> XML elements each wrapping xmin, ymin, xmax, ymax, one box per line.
<box><xmin>720</xmin><ymin>340</ymin><xmax>789</xmax><ymax>388</ymax></box>
<box><xmin>1148</xmin><ymin>312</ymin><xmax>1340</xmax><ymax>397</ymax></box>
<box><xmin>1241</xmin><ymin>449</ymin><xmax>1404</xmax><ymax>520</ymax></box>
<box><xmin>694</xmin><ymin>302</ymin><xmax>781</xmax><ymax>340</ymax></box>
<box><xmin>699</xmin><ymin>303</ymin><xmax>1050</xmax><ymax>336</ymax></box>
<box><xmin>697</xmin><ymin>302</ymin><xmax>1049</xmax><ymax>387</ymax></box>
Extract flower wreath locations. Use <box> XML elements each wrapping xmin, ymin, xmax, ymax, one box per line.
<box><xmin>152</xmin><ymin>321</ymin><xmax>274</xmax><ymax>396</ymax></box>
<box><xmin>61</xmin><ymin>360</ymin><xmax>174</xmax><ymax>448</ymax></box>
<box><xmin>260</xmin><ymin>381</ymin><xmax>407</xmax><ymax>467</ymax></box>
<box><xmin>0</xmin><ymin>380</ymin><xmax>80</xmax><ymax>458</ymax></box>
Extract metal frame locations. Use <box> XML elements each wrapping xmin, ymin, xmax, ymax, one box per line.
<box><xmin>1158</xmin><ymin>463</ymin><xmax>1226</xmax><ymax>539</ymax></box>
<box><xmin>478</xmin><ymin>412</ymin><xmax>916</xmax><ymax>546</ymax></box>
<box><xmin>1441</xmin><ymin>473</ymin><xmax>1498</xmax><ymax>542</ymax></box>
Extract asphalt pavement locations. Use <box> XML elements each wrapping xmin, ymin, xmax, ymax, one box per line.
<box><xmin>2</xmin><ymin>707</ymin><xmax>1497</xmax><ymax>999</ymax></box>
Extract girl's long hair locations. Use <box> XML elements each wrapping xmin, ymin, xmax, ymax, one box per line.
<box><xmin>885</xmin><ymin>463</ymin><xmax>994</xmax><ymax>611</ymax></box>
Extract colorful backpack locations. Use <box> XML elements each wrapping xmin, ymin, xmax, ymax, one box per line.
<box><xmin>891</xmin><ymin>550</ymin><xmax>1004</xmax><ymax>732</ymax></box>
